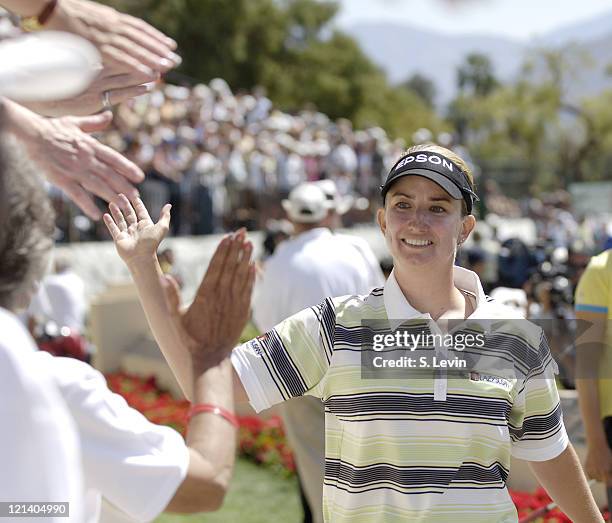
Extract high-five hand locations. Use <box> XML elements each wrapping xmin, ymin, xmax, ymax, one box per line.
<box><xmin>183</xmin><ymin>230</ymin><xmax>255</xmax><ymax>368</ymax></box>
<box><xmin>104</xmin><ymin>194</ymin><xmax>256</xmax><ymax>382</ymax></box>
<box><xmin>104</xmin><ymin>193</ymin><xmax>171</xmax><ymax>266</ymax></box>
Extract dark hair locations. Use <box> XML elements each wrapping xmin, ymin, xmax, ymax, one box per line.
<box><xmin>0</xmin><ymin>137</ymin><xmax>55</xmax><ymax>310</ymax></box>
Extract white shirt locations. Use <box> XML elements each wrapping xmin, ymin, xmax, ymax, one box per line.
<box><xmin>253</xmin><ymin>228</ymin><xmax>384</xmax><ymax>332</ymax></box>
<box><xmin>0</xmin><ymin>308</ymin><xmax>84</xmax><ymax>523</ymax></box>
<box><xmin>34</xmin><ymin>352</ymin><xmax>190</xmax><ymax>523</ymax></box>
<box><xmin>334</xmin><ymin>233</ymin><xmax>385</xmax><ymax>292</ymax></box>
<box><xmin>29</xmin><ymin>271</ymin><xmax>86</xmax><ymax>332</ymax></box>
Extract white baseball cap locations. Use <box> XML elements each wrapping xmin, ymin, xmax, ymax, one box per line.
<box><xmin>282</xmin><ymin>183</ymin><xmax>334</xmax><ymax>223</ymax></box>
<box><xmin>314</xmin><ymin>179</ymin><xmax>353</xmax><ymax>215</ymax></box>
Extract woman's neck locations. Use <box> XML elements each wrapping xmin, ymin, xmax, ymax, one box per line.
<box><xmin>394</xmin><ymin>264</ymin><xmax>466</xmax><ymax>321</ymax></box>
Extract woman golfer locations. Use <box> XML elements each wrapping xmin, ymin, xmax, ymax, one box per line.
<box><xmin>107</xmin><ymin>144</ymin><xmax>602</xmax><ymax>522</ymax></box>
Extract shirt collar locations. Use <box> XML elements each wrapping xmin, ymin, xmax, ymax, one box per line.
<box><xmin>383</xmin><ymin>265</ymin><xmax>487</xmax><ymax>329</ymax></box>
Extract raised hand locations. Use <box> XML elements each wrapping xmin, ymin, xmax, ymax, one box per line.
<box><xmin>46</xmin><ymin>0</ymin><xmax>181</xmax><ymax>76</ymax></box>
<box><xmin>103</xmin><ymin>194</ymin><xmax>171</xmax><ymax>266</ymax></box>
<box><xmin>27</xmin><ymin>66</ymin><xmax>157</xmax><ymax>117</ymax></box>
<box><xmin>104</xmin><ymin>193</ymin><xmax>255</xmax><ymax>378</ymax></box>
<box><xmin>584</xmin><ymin>440</ymin><xmax>612</xmax><ymax>487</ymax></box>
<box><xmin>4</xmin><ymin>99</ymin><xmax>144</xmax><ymax>219</ymax></box>
<box><xmin>182</xmin><ymin>230</ymin><xmax>255</xmax><ymax>368</ymax></box>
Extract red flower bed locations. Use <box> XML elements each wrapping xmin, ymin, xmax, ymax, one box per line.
<box><xmin>106</xmin><ymin>372</ymin><xmax>190</xmax><ymax>435</ymax></box>
<box><xmin>106</xmin><ymin>372</ymin><xmax>607</xmax><ymax>520</ymax></box>
<box><xmin>511</xmin><ymin>487</ymin><xmax>569</xmax><ymax>522</ymax></box>
<box><xmin>106</xmin><ymin>372</ymin><xmax>295</xmax><ymax>475</ymax></box>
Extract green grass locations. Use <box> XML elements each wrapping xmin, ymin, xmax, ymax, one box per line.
<box><xmin>155</xmin><ymin>458</ymin><xmax>303</xmax><ymax>523</ymax></box>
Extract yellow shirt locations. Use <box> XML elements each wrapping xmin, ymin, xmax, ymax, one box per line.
<box><xmin>575</xmin><ymin>249</ymin><xmax>612</xmax><ymax>419</ymax></box>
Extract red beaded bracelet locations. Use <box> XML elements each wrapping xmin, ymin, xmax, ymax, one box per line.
<box><xmin>187</xmin><ymin>403</ymin><xmax>239</xmax><ymax>428</ymax></box>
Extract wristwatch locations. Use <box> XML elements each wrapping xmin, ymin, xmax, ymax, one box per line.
<box><xmin>20</xmin><ymin>0</ymin><xmax>59</xmax><ymax>32</ymax></box>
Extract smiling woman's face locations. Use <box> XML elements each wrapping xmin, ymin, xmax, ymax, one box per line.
<box><xmin>377</xmin><ymin>176</ymin><xmax>475</xmax><ymax>270</ymax></box>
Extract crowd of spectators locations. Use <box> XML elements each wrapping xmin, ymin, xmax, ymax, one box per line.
<box><xmin>52</xmin><ymin>79</ymin><xmax>406</xmax><ymax>241</ymax></box>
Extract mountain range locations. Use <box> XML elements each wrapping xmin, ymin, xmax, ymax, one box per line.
<box><xmin>342</xmin><ymin>11</ymin><xmax>612</xmax><ymax>106</ymax></box>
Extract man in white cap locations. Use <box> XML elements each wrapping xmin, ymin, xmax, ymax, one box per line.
<box><xmin>315</xmin><ymin>179</ymin><xmax>385</xmax><ymax>290</ymax></box>
<box><xmin>252</xmin><ymin>182</ymin><xmax>383</xmax><ymax>523</ymax></box>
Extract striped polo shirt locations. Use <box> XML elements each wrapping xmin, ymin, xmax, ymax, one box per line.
<box><xmin>232</xmin><ymin>266</ymin><xmax>568</xmax><ymax>523</ymax></box>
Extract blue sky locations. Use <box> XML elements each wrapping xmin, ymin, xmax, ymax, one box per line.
<box><xmin>336</xmin><ymin>0</ymin><xmax>612</xmax><ymax>40</ymax></box>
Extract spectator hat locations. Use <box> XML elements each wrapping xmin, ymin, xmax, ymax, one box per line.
<box><xmin>282</xmin><ymin>183</ymin><xmax>334</xmax><ymax>223</ymax></box>
<box><xmin>315</xmin><ymin>179</ymin><xmax>353</xmax><ymax>215</ymax></box>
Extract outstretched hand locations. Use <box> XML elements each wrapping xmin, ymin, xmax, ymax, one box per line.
<box><xmin>4</xmin><ymin>99</ymin><xmax>144</xmax><ymax>220</ymax></box>
<box><xmin>104</xmin><ymin>194</ymin><xmax>255</xmax><ymax>372</ymax></box>
<box><xmin>103</xmin><ymin>194</ymin><xmax>171</xmax><ymax>266</ymax></box>
<box><xmin>46</xmin><ymin>0</ymin><xmax>180</xmax><ymax>76</ymax></box>
<box><xmin>169</xmin><ymin>231</ymin><xmax>256</xmax><ymax>370</ymax></box>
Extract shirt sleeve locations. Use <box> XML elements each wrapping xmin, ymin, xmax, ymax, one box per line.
<box><xmin>232</xmin><ymin>298</ymin><xmax>335</xmax><ymax>413</ymax></box>
<box><xmin>44</xmin><ymin>354</ymin><xmax>189</xmax><ymax>523</ymax></box>
<box><xmin>508</xmin><ymin>332</ymin><xmax>569</xmax><ymax>461</ymax></box>
<box><xmin>575</xmin><ymin>252</ymin><xmax>609</xmax><ymax>314</ymax></box>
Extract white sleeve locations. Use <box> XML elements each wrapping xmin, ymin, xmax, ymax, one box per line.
<box><xmin>0</xmin><ymin>311</ymin><xmax>84</xmax><ymax>522</ymax></box>
<box><xmin>233</xmin><ymin>300</ymin><xmax>333</xmax><ymax>413</ymax></box>
<box><xmin>44</xmin><ymin>355</ymin><xmax>189</xmax><ymax>522</ymax></box>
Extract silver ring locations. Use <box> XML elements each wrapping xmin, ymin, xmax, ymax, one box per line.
<box><xmin>102</xmin><ymin>90</ymin><xmax>112</xmax><ymax>110</ymax></box>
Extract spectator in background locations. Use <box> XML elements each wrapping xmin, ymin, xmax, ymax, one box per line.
<box><xmin>28</xmin><ymin>254</ymin><xmax>86</xmax><ymax>335</ymax></box>
<box><xmin>262</xmin><ymin>219</ymin><xmax>293</xmax><ymax>259</ymax></box>
<box><xmin>463</xmin><ymin>248</ymin><xmax>487</xmax><ymax>291</ymax></box>
<box><xmin>316</xmin><ymin>178</ymin><xmax>385</xmax><ymax>292</ymax></box>
<box><xmin>575</xmin><ymin>249</ymin><xmax>612</xmax><ymax>517</ymax></box>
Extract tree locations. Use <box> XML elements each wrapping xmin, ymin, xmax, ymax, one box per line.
<box><xmin>101</xmin><ymin>0</ymin><xmax>442</xmax><ymax>139</ymax></box>
<box><xmin>448</xmin><ymin>45</ymin><xmax>612</xmax><ymax>194</ymax></box>
<box><xmin>401</xmin><ymin>73</ymin><xmax>437</xmax><ymax>108</ymax></box>
<box><xmin>457</xmin><ymin>53</ymin><xmax>499</xmax><ymax>98</ymax></box>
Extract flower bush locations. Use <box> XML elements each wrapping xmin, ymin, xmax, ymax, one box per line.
<box><xmin>106</xmin><ymin>372</ymin><xmax>607</xmax><ymax>521</ymax></box>
<box><xmin>106</xmin><ymin>372</ymin><xmax>295</xmax><ymax>475</ymax></box>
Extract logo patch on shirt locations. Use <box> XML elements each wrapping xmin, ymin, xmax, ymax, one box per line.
<box><xmin>249</xmin><ymin>336</ymin><xmax>266</xmax><ymax>356</ymax></box>
<box><xmin>469</xmin><ymin>372</ymin><xmax>512</xmax><ymax>390</ymax></box>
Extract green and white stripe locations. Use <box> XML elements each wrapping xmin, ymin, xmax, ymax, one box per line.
<box><xmin>232</xmin><ymin>283</ymin><xmax>568</xmax><ymax>523</ymax></box>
